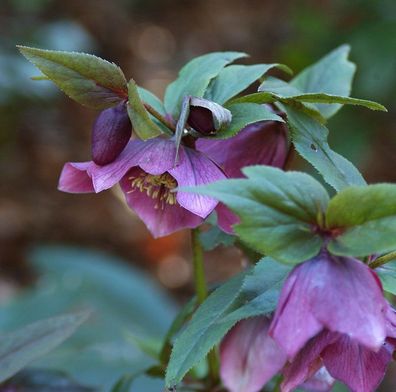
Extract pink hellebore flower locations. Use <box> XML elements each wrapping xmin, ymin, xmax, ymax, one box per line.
<box><xmin>58</xmin><ymin>137</ymin><xmax>226</xmax><ymax>237</ymax></box>
<box><xmin>282</xmin><ymin>303</ymin><xmax>396</xmax><ymax>392</ymax></box>
<box><xmin>269</xmin><ymin>251</ymin><xmax>388</xmax><ymax>359</ymax></box>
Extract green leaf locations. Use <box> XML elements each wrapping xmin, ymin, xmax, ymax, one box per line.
<box><xmin>3</xmin><ymin>369</ymin><xmax>96</xmax><ymax>392</ymax></box>
<box><xmin>164</xmin><ymin>51</ymin><xmax>247</xmax><ymax>116</ymax></box>
<box><xmin>216</xmin><ymin>103</ymin><xmax>283</xmax><ymax>139</ymax></box>
<box><xmin>0</xmin><ymin>312</ymin><xmax>88</xmax><ymax>383</ymax></box>
<box><xmin>127</xmin><ymin>79</ymin><xmax>162</xmax><ymax>140</ymax></box>
<box><xmin>326</xmin><ymin>184</ymin><xmax>396</xmax><ymax>257</ymax></box>
<box><xmin>184</xmin><ymin>166</ymin><xmax>329</xmax><ymax>264</ymax></box>
<box><xmin>200</xmin><ymin>226</ymin><xmax>235</xmax><ymax>251</ymax></box>
<box><xmin>376</xmin><ymin>261</ymin><xmax>396</xmax><ymax>296</ymax></box>
<box><xmin>221</xmin><ymin>257</ymin><xmax>292</xmax><ymax>323</ymax></box>
<box><xmin>284</xmin><ymin>106</ymin><xmax>366</xmax><ymax>191</ymax></box>
<box><xmin>18</xmin><ymin>46</ymin><xmax>127</xmax><ymax>109</ymax></box>
<box><xmin>204</xmin><ymin>63</ymin><xmax>292</xmax><ymax>104</ymax></box>
<box><xmin>260</xmin><ymin>77</ymin><xmax>386</xmax><ymax>114</ymax></box>
<box><xmin>111</xmin><ymin>374</ymin><xmax>136</xmax><ymax>392</ymax></box>
<box><xmin>291</xmin><ymin>44</ymin><xmax>356</xmax><ymax>118</ymax></box>
<box><xmin>174</xmin><ymin>95</ymin><xmax>191</xmax><ymax>162</ymax></box>
<box><xmin>165</xmin><ymin>272</ymin><xmax>246</xmax><ymax>387</ymax></box>
<box><xmin>138</xmin><ymin>87</ymin><xmax>166</xmax><ymax>116</ymax></box>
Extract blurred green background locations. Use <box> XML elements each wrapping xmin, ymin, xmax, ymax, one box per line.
<box><xmin>0</xmin><ymin>0</ymin><xmax>395</xmax><ymax>390</ymax></box>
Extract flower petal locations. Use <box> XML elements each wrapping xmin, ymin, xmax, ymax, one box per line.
<box><xmin>196</xmin><ymin>120</ymin><xmax>288</xmax><ymax>178</ymax></box>
<box><xmin>215</xmin><ymin>203</ymin><xmax>239</xmax><ymax>234</ymax></box>
<box><xmin>170</xmin><ymin>147</ymin><xmax>225</xmax><ymax>218</ymax></box>
<box><xmin>300</xmin><ymin>367</ymin><xmax>335</xmax><ymax>392</ymax></box>
<box><xmin>281</xmin><ymin>331</ymin><xmax>338</xmax><ymax>392</ymax></box>
<box><xmin>220</xmin><ymin>317</ymin><xmax>287</xmax><ymax>392</ymax></box>
<box><xmin>58</xmin><ymin>162</ymin><xmax>95</xmax><ymax>193</ymax></box>
<box><xmin>120</xmin><ymin>168</ymin><xmax>202</xmax><ymax>237</ymax></box>
<box><xmin>323</xmin><ymin>335</ymin><xmax>392</xmax><ymax>392</ymax></box>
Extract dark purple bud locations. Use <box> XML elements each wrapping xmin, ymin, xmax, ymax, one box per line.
<box><xmin>187</xmin><ymin>97</ymin><xmax>232</xmax><ymax>136</ymax></box>
<box><xmin>91</xmin><ymin>102</ymin><xmax>132</xmax><ymax>165</ymax></box>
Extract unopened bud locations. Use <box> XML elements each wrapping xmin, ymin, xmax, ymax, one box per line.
<box><xmin>91</xmin><ymin>102</ymin><xmax>132</xmax><ymax>165</ymax></box>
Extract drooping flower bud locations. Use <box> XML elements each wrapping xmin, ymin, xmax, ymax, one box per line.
<box><xmin>91</xmin><ymin>102</ymin><xmax>132</xmax><ymax>165</ymax></box>
<box><xmin>187</xmin><ymin>97</ymin><xmax>231</xmax><ymax>136</ymax></box>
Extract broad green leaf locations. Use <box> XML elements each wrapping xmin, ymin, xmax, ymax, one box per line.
<box><xmin>376</xmin><ymin>261</ymin><xmax>396</xmax><ymax>296</ymax></box>
<box><xmin>221</xmin><ymin>257</ymin><xmax>292</xmax><ymax>323</ymax></box>
<box><xmin>184</xmin><ymin>166</ymin><xmax>329</xmax><ymax>264</ymax></box>
<box><xmin>165</xmin><ymin>272</ymin><xmax>246</xmax><ymax>387</ymax></box>
<box><xmin>216</xmin><ymin>103</ymin><xmax>283</xmax><ymax>139</ymax></box>
<box><xmin>3</xmin><ymin>369</ymin><xmax>96</xmax><ymax>392</ymax></box>
<box><xmin>111</xmin><ymin>374</ymin><xmax>136</xmax><ymax>392</ymax></box>
<box><xmin>200</xmin><ymin>226</ymin><xmax>235</xmax><ymax>251</ymax></box>
<box><xmin>138</xmin><ymin>87</ymin><xmax>166</xmax><ymax>116</ymax></box>
<box><xmin>291</xmin><ymin>44</ymin><xmax>356</xmax><ymax>118</ymax></box>
<box><xmin>18</xmin><ymin>46</ymin><xmax>127</xmax><ymax>109</ymax></box>
<box><xmin>164</xmin><ymin>51</ymin><xmax>246</xmax><ymax>116</ymax></box>
<box><xmin>228</xmin><ymin>91</ymin><xmax>276</xmax><ymax>105</ymax></box>
<box><xmin>326</xmin><ymin>185</ymin><xmax>396</xmax><ymax>257</ymax></box>
<box><xmin>284</xmin><ymin>106</ymin><xmax>366</xmax><ymax>191</ymax></box>
<box><xmin>260</xmin><ymin>77</ymin><xmax>386</xmax><ymax>114</ymax></box>
<box><xmin>0</xmin><ymin>312</ymin><xmax>88</xmax><ymax>383</ymax></box>
<box><xmin>204</xmin><ymin>63</ymin><xmax>292</xmax><ymax>104</ymax></box>
<box><xmin>127</xmin><ymin>79</ymin><xmax>162</xmax><ymax>140</ymax></box>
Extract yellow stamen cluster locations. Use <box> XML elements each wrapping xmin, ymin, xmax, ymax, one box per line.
<box><xmin>128</xmin><ymin>172</ymin><xmax>178</xmax><ymax>209</ymax></box>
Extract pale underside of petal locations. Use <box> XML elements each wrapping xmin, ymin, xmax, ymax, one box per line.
<box><xmin>171</xmin><ymin>147</ymin><xmax>225</xmax><ymax>218</ymax></box>
<box><xmin>323</xmin><ymin>335</ymin><xmax>392</xmax><ymax>392</ymax></box>
<box><xmin>196</xmin><ymin>120</ymin><xmax>288</xmax><ymax>178</ymax></box>
<box><xmin>220</xmin><ymin>317</ymin><xmax>287</xmax><ymax>392</ymax></box>
<box><xmin>300</xmin><ymin>367</ymin><xmax>335</xmax><ymax>392</ymax></box>
<box><xmin>119</xmin><ymin>168</ymin><xmax>202</xmax><ymax>237</ymax></box>
<box><xmin>58</xmin><ymin>162</ymin><xmax>95</xmax><ymax>193</ymax></box>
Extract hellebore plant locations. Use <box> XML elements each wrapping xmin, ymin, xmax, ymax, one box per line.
<box><xmin>18</xmin><ymin>44</ymin><xmax>396</xmax><ymax>392</ymax></box>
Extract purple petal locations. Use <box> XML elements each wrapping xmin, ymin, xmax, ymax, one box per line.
<box><xmin>269</xmin><ymin>263</ymin><xmax>323</xmax><ymax>358</ymax></box>
<box><xmin>270</xmin><ymin>252</ymin><xmax>387</xmax><ymax>357</ymax></box>
<box><xmin>299</xmin><ymin>367</ymin><xmax>335</xmax><ymax>392</ymax></box>
<box><xmin>215</xmin><ymin>203</ymin><xmax>239</xmax><ymax>234</ymax></box>
<box><xmin>220</xmin><ymin>317</ymin><xmax>287</xmax><ymax>392</ymax></box>
<box><xmin>323</xmin><ymin>335</ymin><xmax>392</xmax><ymax>392</ymax></box>
<box><xmin>385</xmin><ymin>302</ymin><xmax>396</xmax><ymax>338</ymax></box>
<box><xmin>281</xmin><ymin>331</ymin><xmax>338</xmax><ymax>392</ymax></box>
<box><xmin>170</xmin><ymin>147</ymin><xmax>226</xmax><ymax>218</ymax></box>
<box><xmin>58</xmin><ymin>162</ymin><xmax>94</xmax><ymax>193</ymax></box>
<box><xmin>119</xmin><ymin>168</ymin><xmax>202</xmax><ymax>237</ymax></box>
<box><xmin>196</xmin><ymin>120</ymin><xmax>288</xmax><ymax>178</ymax></box>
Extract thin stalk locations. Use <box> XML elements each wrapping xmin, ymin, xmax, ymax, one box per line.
<box><xmin>144</xmin><ymin>103</ymin><xmax>176</xmax><ymax>133</ymax></box>
<box><xmin>369</xmin><ymin>251</ymin><xmax>396</xmax><ymax>269</ymax></box>
<box><xmin>190</xmin><ymin>228</ymin><xmax>219</xmax><ymax>385</ymax></box>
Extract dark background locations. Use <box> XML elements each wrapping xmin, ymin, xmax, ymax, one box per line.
<box><xmin>0</xmin><ymin>0</ymin><xmax>395</xmax><ymax>390</ymax></box>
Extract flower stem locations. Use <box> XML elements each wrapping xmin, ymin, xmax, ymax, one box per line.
<box><xmin>190</xmin><ymin>228</ymin><xmax>219</xmax><ymax>385</ymax></box>
<box><xmin>369</xmin><ymin>251</ymin><xmax>396</xmax><ymax>269</ymax></box>
<box><xmin>144</xmin><ymin>103</ymin><xmax>176</xmax><ymax>133</ymax></box>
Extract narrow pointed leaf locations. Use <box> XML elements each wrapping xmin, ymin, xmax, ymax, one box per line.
<box><xmin>0</xmin><ymin>312</ymin><xmax>89</xmax><ymax>383</ymax></box>
<box><xmin>164</xmin><ymin>52</ymin><xmax>247</xmax><ymax>116</ymax></box>
<box><xmin>204</xmin><ymin>63</ymin><xmax>292</xmax><ymax>104</ymax></box>
<box><xmin>127</xmin><ymin>79</ymin><xmax>162</xmax><ymax>140</ymax></box>
<box><xmin>165</xmin><ymin>272</ymin><xmax>247</xmax><ymax>387</ymax></box>
<box><xmin>284</xmin><ymin>106</ymin><xmax>366</xmax><ymax>191</ymax></box>
<box><xmin>174</xmin><ymin>95</ymin><xmax>191</xmax><ymax>163</ymax></box>
<box><xmin>291</xmin><ymin>44</ymin><xmax>356</xmax><ymax>118</ymax></box>
<box><xmin>183</xmin><ymin>166</ymin><xmax>329</xmax><ymax>264</ymax></box>
<box><xmin>18</xmin><ymin>46</ymin><xmax>127</xmax><ymax>109</ymax></box>
<box><xmin>376</xmin><ymin>261</ymin><xmax>396</xmax><ymax>296</ymax></box>
<box><xmin>137</xmin><ymin>87</ymin><xmax>166</xmax><ymax>116</ymax></box>
<box><xmin>326</xmin><ymin>184</ymin><xmax>396</xmax><ymax>257</ymax></box>
<box><xmin>216</xmin><ymin>103</ymin><xmax>283</xmax><ymax>139</ymax></box>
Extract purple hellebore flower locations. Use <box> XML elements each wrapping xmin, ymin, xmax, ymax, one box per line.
<box><xmin>196</xmin><ymin>118</ymin><xmax>288</xmax><ymax>178</ymax></box>
<box><xmin>58</xmin><ymin>137</ymin><xmax>226</xmax><ymax>237</ymax></box>
<box><xmin>220</xmin><ymin>316</ymin><xmax>287</xmax><ymax>392</ymax></box>
<box><xmin>91</xmin><ymin>102</ymin><xmax>132</xmax><ymax>165</ymax></box>
<box><xmin>196</xmin><ymin>118</ymin><xmax>288</xmax><ymax>233</ymax></box>
<box><xmin>269</xmin><ymin>251</ymin><xmax>388</xmax><ymax>359</ymax></box>
<box><xmin>281</xmin><ymin>303</ymin><xmax>396</xmax><ymax>392</ymax></box>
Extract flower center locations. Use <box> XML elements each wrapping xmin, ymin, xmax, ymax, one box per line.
<box><xmin>128</xmin><ymin>172</ymin><xmax>177</xmax><ymax>209</ymax></box>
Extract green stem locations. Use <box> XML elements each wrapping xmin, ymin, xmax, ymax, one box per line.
<box><xmin>190</xmin><ymin>228</ymin><xmax>219</xmax><ymax>385</ymax></box>
<box><xmin>144</xmin><ymin>103</ymin><xmax>176</xmax><ymax>133</ymax></box>
<box><xmin>369</xmin><ymin>251</ymin><xmax>396</xmax><ymax>269</ymax></box>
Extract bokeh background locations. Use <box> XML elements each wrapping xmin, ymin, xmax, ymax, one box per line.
<box><xmin>0</xmin><ymin>0</ymin><xmax>395</xmax><ymax>391</ymax></box>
